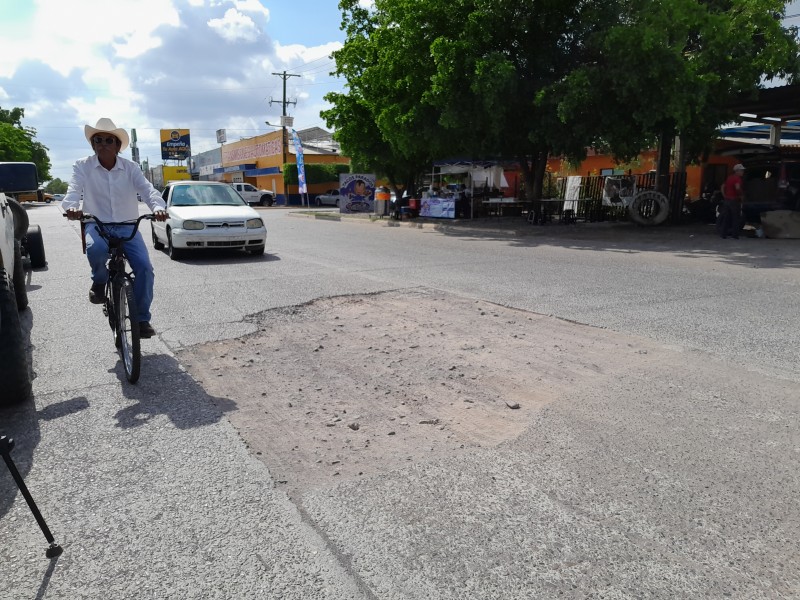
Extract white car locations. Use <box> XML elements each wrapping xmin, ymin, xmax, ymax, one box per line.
<box><xmin>315</xmin><ymin>189</ymin><xmax>343</xmax><ymax>207</ymax></box>
<box><xmin>151</xmin><ymin>181</ymin><xmax>267</xmax><ymax>260</ymax></box>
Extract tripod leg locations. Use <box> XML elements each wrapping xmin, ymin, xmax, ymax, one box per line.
<box><xmin>0</xmin><ymin>436</ymin><xmax>63</xmax><ymax>558</ymax></box>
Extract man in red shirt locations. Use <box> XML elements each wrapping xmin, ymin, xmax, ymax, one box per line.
<box><xmin>718</xmin><ymin>163</ymin><xmax>745</xmax><ymax>239</ymax></box>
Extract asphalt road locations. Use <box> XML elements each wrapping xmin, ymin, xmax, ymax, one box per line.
<box><xmin>2</xmin><ymin>205</ymin><xmax>798</xmax><ymax>599</ymax></box>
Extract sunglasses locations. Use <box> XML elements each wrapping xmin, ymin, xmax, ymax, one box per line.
<box><xmin>92</xmin><ymin>135</ymin><xmax>118</xmax><ymax>145</ymax></box>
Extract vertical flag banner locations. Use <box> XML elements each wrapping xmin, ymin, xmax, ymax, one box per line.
<box><xmin>291</xmin><ymin>129</ymin><xmax>307</xmax><ymax>194</ymax></box>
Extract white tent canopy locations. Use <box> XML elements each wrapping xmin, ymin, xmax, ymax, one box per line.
<box><xmin>437</xmin><ymin>163</ymin><xmax>509</xmax><ymax>189</ymax></box>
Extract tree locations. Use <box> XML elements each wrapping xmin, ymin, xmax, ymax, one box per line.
<box><xmin>323</xmin><ymin>0</ymin><xmax>457</xmax><ymax>196</ymax></box>
<box><xmin>548</xmin><ymin>0</ymin><xmax>799</xmax><ymax>195</ymax></box>
<box><xmin>325</xmin><ymin>0</ymin><xmax>798</xmax><ymax>207</ymax></box>
<box><xmin>0</xmin><ymin>106</ymin><xmax>52</xmax><ymax>181</ymax></box>
<box><xmin>44</xmin><ymin>178</ymin><xmax>68</xmax><ymax>194</ymax></box>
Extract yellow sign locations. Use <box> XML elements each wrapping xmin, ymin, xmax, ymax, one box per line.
<box><xmin>162</xmin><ymin>166</ymin><xmax>190</xmax><ymax>181</ymax></box>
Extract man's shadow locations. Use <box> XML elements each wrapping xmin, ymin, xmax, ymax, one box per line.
<box><xmin>110</xmin><ymin>353</ymin><xmax>237</xmax><ymax>430</ymax></box>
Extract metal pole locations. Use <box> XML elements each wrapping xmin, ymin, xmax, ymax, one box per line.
<box><xmin>0</xmin><ymin>436</ymin><xmax>63</xmax><ymax>558</ymax></box>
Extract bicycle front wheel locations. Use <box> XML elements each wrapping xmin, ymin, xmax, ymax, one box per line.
<box><xmin>116</xmin><ymin>276</ymin><xmax>141</xmax><ymax>383</ymax></box>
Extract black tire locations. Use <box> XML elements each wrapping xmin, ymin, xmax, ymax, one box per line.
<box><xmin>629</xmin><ymin>190</ymin><xmax>670</xmax><ymax>226</ymax></box>
<box><xmin>167</xmin><ymin>230</ymin><xmax>183</xmax><ymax>260</ymax></box>
<box><xmin>151</xmin><ymin>223</ymin><xmax>165</xmax><ymax>250</ymax></box>
<box><xmin>8</xmin><ymin>198</ymin><xmax>29</xmax><ymax>239</ymax></box>
<box><xmin>260</xmin><ymin>195</ymin><xmax>273</xmax><ymax>207</ymax></box>
<box><xmin>316</xmin><ymin>197</ymin><xmax>322</xmax><ymax>206</ymax></box>
<box><xmin>0</xmin><ymin>270</ymin><xmax>32</xmax><ymax>405</ymax></box>
<box><xmin>116</xmin><ymin>277</ymin><xmax>140</xmax><ymax>383</ymax></box>
<box><xmin>247</xmin><ymin>245</ymin><xmax>265</xmax><ymax>256</ymax></box>
<box><xmin>13</xmin><ymin>241</ymin><xmax>28</xmax><ymax>310</ymax></box>
<box><xmin>24</xmin><ymin>225</ymin><xmax>46</xmax><ymax>268</ymax></box>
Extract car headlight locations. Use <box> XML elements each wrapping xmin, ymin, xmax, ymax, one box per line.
<box><xmin>246</xmin><ymin>218</ymin><xmax>264</xmax><ymax>229</ymax></box>
<box><xmin>182</xmin><ymin>220</ymin><xmax>205</xmax><ymax>230</ymax></box>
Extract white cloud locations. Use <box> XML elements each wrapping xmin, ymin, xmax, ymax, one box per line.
<box><xmin>208</xmin><ymin>8</ymin><xmax>260</xmax><ymax>43</ymax></box>
<box><xmin>274</xmin><ymin>41</ymin><xmax>341</xmax><ymax>79</ymax></box>
<box><xmin>233</xmin><ymin>0</ymin><xmax>269</xmax><ymax>17</ymax></box>
<box><xmin>1</xmin><ymin>0</ymin><xmax>346</xmax><ymax>181</ymax></box>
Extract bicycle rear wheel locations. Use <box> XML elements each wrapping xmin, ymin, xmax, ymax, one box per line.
<box><xmin>115</xmin><ymin>276</ymin><xmax>141</xmax><ymax>383</ymax></box>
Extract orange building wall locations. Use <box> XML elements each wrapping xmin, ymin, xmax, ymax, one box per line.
<box><xmin>545</xmin><ymin>148</ymin><xmax>740</xmax><ymax>201</ymax></box>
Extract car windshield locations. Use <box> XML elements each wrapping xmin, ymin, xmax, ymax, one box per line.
<box><xmin>171</xmin><ymin>185</ymin><xmax>247</xmax><ymax>207</ymax></box>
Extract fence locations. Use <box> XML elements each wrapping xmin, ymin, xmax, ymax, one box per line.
<box><xmin>548</xmin><ymin>172</ymin><xmax>687</xmax><ymax>223</ymax></box>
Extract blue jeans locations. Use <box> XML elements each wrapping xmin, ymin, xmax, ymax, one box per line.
<box><xmin>84</xmin><ymin>224</ymin><xmax>155</xmax><ymax>322</ymax></box>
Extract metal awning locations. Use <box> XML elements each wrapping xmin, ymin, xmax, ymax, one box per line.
<box><xmin>727</xmin><ymin>84</ymin><xmax>800</xmax><ymax>123</ymax></box>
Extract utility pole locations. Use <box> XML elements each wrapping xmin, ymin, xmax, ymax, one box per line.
<box><xmin>270</xmin><ymin>71</ymin><xmax>299</xmax><ymax>168</ymax></box>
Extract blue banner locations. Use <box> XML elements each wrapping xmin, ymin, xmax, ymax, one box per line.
<box><xmin>291</xmin><ymin>129</ymin><xmax>307</xmax><ymax>194</ymax></box>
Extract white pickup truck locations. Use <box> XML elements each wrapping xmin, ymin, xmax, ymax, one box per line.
<box><xmin>230</xmin><ymin>182</ymin><xmax>275</xmax><ymax>207</ymax></box>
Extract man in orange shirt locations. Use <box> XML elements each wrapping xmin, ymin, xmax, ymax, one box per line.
<box><xmin>718</xmin><ymin>163</ymin><xmax>745</xmax><ymax>239</ymax></box>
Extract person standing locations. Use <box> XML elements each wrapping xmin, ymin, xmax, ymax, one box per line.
<box><xmin>62</xmin><ymin>118</ymin><xmax>168</xmax><ymax>338</ymax></box>
<box><xmin>718</xmin><ymin>163</ymin><xmax>745</xmax><ymax>239</ymax></box>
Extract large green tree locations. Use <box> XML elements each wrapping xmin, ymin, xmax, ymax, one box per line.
<box><xmin>325</xmin><ymin>0</ymin><xmax>798</xmax><ymax>203</ymax></box>
<box><xmin>323</xmin><ymin>0</ymin><xmax>456</xmax><ymax>195</ymax></box>
<box><xmin>552</xmin><ymin>0</ymin><xmax>799</xmax><ymax>196</ymax></box>
<box><xmin>0</xmin><ymin>106</ymin><xmax>51</xmax><ymax>182</ymax></box>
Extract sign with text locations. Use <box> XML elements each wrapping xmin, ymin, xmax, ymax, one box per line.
<box><xmin>338</xmin><ymin>173</ymin><xmax>375</xmax><ymax>214</ymax></box>
<box><xmin>160</xmin><ymin>129</ymin><xmax>191</xmax><ymax>161</ymax></box>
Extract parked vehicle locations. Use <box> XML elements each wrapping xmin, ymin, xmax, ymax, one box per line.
<box><xmin>230</xmin><ymin>182</ymin><xmax>275</xmax><ymax>207</ymax></box>
<box><xmin>152</xmin><ymin>181</ymin><xmax>267</xmax><ymax>259</ymax></box>
<box><xmin>0</xmin><ymin>162</ymin><xmax>48</xmax><ymax>405</ymax></box>
<box><xmin>316</xmin><ymin>189</ymin><xmax>343</xmax><ymax>207</ymax></box>
<box><xmin>12</xmin><ymin>189</ymin><xmax>53</xmax><ymax>203</ymax></box>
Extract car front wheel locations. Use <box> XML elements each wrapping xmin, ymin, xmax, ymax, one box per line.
<box><xmin>260</xmin><ymin>195</ymin><xmax>273</xmax><ymax>207</ymax></box>
<box><xmin>151</xmin><ymin>223</ymin><xmax>165</xmax><ymax>250</ymax></box>
<box><xmin>167</xmin><ymin>230</ymin><xmax>183</xmax><ymax>260</ymax></box>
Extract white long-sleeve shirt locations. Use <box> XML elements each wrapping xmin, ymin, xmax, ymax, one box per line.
<box><xmin>61</xmin><ymin>154</ymin><xmax>166</xmax><ymax>221</ymax></box>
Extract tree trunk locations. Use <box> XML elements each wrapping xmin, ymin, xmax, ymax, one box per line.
<box><xmin>520</xmin><ymin>148</ymin><xmax>549</xmax><ymax>223</ymax></box>
<box><xmin>656</xmin><ymin>122</ymin><xmax>673</xmax><ymax>197</ymax></box>
<box><xmin>518</xmin><ymin>155</ymin><xmax>534</xmax><ymax>202</ymax></box>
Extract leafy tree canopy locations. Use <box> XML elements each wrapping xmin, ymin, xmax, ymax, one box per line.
<box><xmin>325</xmin><ymin>0</ymin><xmax>798</xmax><ymax>199</ymax></box>
<box><xmin>0</xmin><ymin>106</ymin><xmax>52</xmax><ymax>182</ymax></box>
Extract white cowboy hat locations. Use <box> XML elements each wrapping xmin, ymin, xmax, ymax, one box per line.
<box><xmin>733</xmin><ymin>163</ymin><xmax>745</xmax><ymax>171</ymax></box>
<box><xmin>84</xmin><ymin>118</ymin><xmax>130</xmax><ymax>152</ymax></box>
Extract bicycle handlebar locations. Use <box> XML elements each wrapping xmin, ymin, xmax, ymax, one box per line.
<box><xmin>62</xmin><ymin>212</ymin><xmax>156</xmax><ymax>242</ymax></box>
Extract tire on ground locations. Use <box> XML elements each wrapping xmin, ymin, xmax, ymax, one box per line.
<box><xmin>8</xmin><ymin>197</ymin><xmax>29</xmax><ymax>239</ymax></box>
<box><xmin>628</xmin><ymin>190</ymin><xmax>670</xmax><ymax>226</ymax></box>
<box><xmin>25</xmin><ymin>225</ymin><xmax>46</xmax><ymax>268</ymax></box>
<box><xmin>12</xmin><ymin>241</ymin><xmax>28</xmax><ymax>310</ymax></box>
<box><xmin>0</xmin><ymin>270</ymin><xmax>32</xmax><ymax>405</ymax></box>
<box><xmin>151</xmin><ymin>223</ymin><xmax>165</xmax><ymax>250</ymax></box>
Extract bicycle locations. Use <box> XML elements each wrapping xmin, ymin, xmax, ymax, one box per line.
<box><xmin>64</xmin><ymin>213</ymin><xmax>154</xmax><ymax>383</ymax></box>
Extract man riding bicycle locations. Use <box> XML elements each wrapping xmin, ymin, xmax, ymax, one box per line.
<box><xmin>62</xmin><ymin>118</ymin><xmax>168</xmax><ymax>338</ymax></box>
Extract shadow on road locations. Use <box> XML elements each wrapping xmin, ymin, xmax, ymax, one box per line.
<box><xmin>111</xmin><ymin>353</ymin><xmax>238</xmax><ymax>431</ymax></box>
<box><xmin>428</xmin><ymin>220</ymin><xmax>800</xmax><ymax>269</ymax></box>
<box><xmin>153</xmin><ymin>248</ymin><xmax>281</xmax><ymax>266</ymax></box>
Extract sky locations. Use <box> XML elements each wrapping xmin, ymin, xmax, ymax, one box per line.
<box><xmin>0</xmin><ymin>0</ymin><xmax>371</xmax><ymax>182</ymax></box>
<box><xmin>2</xmin><ymin>1</ymin><xmax>800</xmax><ymax>184</ymax></box>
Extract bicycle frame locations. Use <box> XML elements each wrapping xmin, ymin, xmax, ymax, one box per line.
<box><xmin>73</xmin><ymin>213</ymin><xmax>153</xmax><ymax>383</ymax></box>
